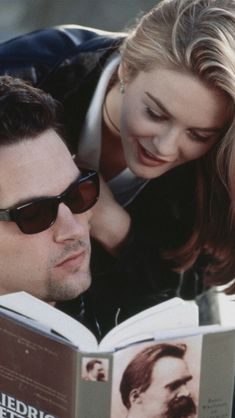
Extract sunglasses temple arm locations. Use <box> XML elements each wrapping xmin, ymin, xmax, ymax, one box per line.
<box><xmin>0</xmin><ymin>210</ymin><xmax>12</xmax><ymax>221</ymax></box>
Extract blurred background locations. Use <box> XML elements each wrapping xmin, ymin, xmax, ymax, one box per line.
<box><xmin>0</xmin><ymin>0</ymin><xmax>158</xmax><ymax>42</ymax></box>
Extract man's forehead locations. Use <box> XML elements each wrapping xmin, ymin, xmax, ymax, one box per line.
<box><xmin>152</xmin><ymin>356</ymin><xmax>189</xmax><ymax>386</ymax></box>
<box><xmin>0</xmin><ymin>130</ymin><xmax>78</xmax><ymax>207</ymax></box>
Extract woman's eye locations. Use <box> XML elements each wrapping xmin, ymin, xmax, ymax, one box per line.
<box><xmin>145</xmin><ymin>106</ymin><xmax>166</xmax><ymax>121</ymax></box>
<box><xmin>188</xmin><ymin>130</ymin><xmax>213</xmax><ymax>143</ymax></box>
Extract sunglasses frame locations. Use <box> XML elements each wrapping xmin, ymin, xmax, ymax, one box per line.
<box><xmin>0</xmin><ymin>168</ymin><xmax>99</xmax><ymax>234</ymax></box>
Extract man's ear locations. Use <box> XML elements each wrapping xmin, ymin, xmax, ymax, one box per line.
<box><xmin>129</xmin><ymin>388</ymin><xmax>143</xmax><ymax>405</ymax></box>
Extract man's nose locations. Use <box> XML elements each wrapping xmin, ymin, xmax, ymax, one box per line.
<box><xmin>53</xmin><ymin>203</ymin><xmax>89</xmax><ymax>242</ymax></box>
<box><xmin>152</xmin><ymin>126</ymin><xmax>181</xmax><ymax>156</ymax></box>
<box><xmin>177</xmin><ymin>384</ymin><xmax>191</xmax><ymax>398</ymax></box>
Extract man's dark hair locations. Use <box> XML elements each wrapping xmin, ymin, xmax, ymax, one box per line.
<box><xmin>86</xmin><ymin>359</ymin><xmax>103</xmax><ymax>372</ymax></box>
<box><xmin>0</xmin><ymin>75</ymin><xmax>63</xmax><ymax>144</ymax></box>
<box><xmin>120</xmin><ymin>343</ymin><xmax>187</xmax><ymax>409</ymax></box>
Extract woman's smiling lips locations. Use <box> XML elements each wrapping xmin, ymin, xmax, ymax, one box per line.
<box><xmin>137</xmin><ymin>141</ymin><xmax>173</xmax><ymax>166</ymax></box>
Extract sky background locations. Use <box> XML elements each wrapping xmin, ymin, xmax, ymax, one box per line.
<box><xmin>0</xmin><ymin>0</ymin><xmax>158</xmax><ymax>42</ymax></box>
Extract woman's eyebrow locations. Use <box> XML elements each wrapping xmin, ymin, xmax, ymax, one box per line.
<box><xmin>145</xmin><ymin>92</ymin><xmax>171</xmax><ymax>116</ymax></box>
<box><xmin>190</xmin><ymin>126</ymin><xmax>222</xmax><ymax>133</ymax></box>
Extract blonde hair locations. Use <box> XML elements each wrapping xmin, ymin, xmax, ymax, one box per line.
<box><xmin>121</xmin><ymin>0</ymin><xmax>235</xmax><ymax>87</ymax></box>
<box><xmin>121</xmin><ymin>0</ymin><xmax>235</xmax><ymax>181</ymax></box>
<box><xmin>121</xmin><ymin>0</ymin><xmax>235</xmax><ymax>288</ymax></box>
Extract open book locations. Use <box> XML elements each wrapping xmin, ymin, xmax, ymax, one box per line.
<box><xmin>0</xmin><ymin>291</ymin><xmax>234</xmax><ymax>418</ymax></box>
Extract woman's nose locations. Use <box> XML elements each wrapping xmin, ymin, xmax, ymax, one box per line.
<box><xmin>152</xmin><ymin>126</ymin><xmax>181</xmax><ymax>156</ymax></box>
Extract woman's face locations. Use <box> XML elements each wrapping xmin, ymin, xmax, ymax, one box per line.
<box><xmin>119</xmin><ymin>66</ymin><xmax>230</xmax><ymax>179</ymax></box>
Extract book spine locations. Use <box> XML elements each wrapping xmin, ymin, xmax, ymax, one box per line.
<box><xmin>198</xmin><ymin>330</ymin><xmax>235</xmax><ymax>418</ymax></box>
<box><xmin>75</xmin><ymin>352</ymin><xmax>113</xmax><ymax>418</ymax></box>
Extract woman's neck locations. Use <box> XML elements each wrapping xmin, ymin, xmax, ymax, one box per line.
<box><xmin>100</xmin><ymin>84</ymin><xmax>127</xmax><ymax>181</ymax></box>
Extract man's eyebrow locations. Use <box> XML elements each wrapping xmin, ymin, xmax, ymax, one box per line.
<box><xmin>165</xmin><ymin>375</ymin><xmax>193</xmax><ymax>390</ymax></box>
<box><xmin>8</xmin><ymin>175</ymin><xmax>79</xmax><ymax>208</ymax></box>
<box><xmin>10</xmin><ymin>193</ymin><xmax>51</xmax><ymax>208</ymax></box>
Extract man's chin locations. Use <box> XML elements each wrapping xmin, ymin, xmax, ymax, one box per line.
<box><xmin>47</xmin><ymin>272</ymin><xmax>91</xmax><ymax>302</ymax></box>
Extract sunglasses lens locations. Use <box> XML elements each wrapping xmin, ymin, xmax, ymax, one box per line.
<box><xmin>65</xmin><ymin>178</ymin><xmax>99</xmax><ymax>214</ymax></box>
<box><xmin>16</xmin><ymin>200</ymin><xmax>57</xmax><ymax>234</ymax></box>
<box><xmin>13</xmin><ymin>170</ymin><xmax>99</xmax><ymax>234</ymax></box>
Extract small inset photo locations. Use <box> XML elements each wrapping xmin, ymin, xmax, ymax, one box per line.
<box><xmin>81</xmin><ymin>357</ymin><xmax>109</xmax><ymax>382</ymax></box>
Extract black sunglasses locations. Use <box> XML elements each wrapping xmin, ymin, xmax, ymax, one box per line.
<box><xmin>0</xmin><ymin>169</ymin><xmax>99</xmax><ymax>234</ymax></box>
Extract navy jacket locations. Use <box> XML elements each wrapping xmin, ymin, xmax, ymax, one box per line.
<box><xmin>0</xmin><ymin>26</ymin><xmax>206</xmax><ymax>338</ymax></box>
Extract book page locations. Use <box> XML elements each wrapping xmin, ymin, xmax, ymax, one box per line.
<box><xmin>215</xmin><ymin>292</ymin><xmax>235</xmax><ymax>325</ymax></box>
<box><xmin>99</xmin><ymin>298</ymin><xmax>199</xmax><ymax>351</ymax></box>
<box><xmin>0</xmin><ymin>292</ymin><xmax>98</xmax><ymax>351</ymax></box>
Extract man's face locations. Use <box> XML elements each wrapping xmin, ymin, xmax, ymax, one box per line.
<box><xmin>90</xmin><ymin>362</ymin><xmax>105</xmax><ymax>381</ymax></box>
<box><xmin>0</xmin><ymin>129</ymin><xmax>92</xmax><ymax>302</ymax></box>
<box><xmin>130</xmin><ymin>356</ymin><xmax>196</xmax><ymax>418</ymax></box>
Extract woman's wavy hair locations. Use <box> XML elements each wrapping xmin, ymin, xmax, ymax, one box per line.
<box><xmin>120</xmin><ymin>0</ymin><xmax>235</xmax><ymax>291</ymax></box>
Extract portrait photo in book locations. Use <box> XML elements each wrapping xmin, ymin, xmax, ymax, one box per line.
<box><xmin>111</xmin><ymin>337</ymin><xmax>201</xmax><ymax>418</ymax></box>
<box><xmin>81</xmin><ymin>357</ymin><xmax>109</xmax><ymax>382</ymax></box>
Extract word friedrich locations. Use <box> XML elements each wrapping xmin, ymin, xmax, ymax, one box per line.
<box><xmin>0</xmin><ymin>392</ymin><xmax>56</xmax><ymax>418</ymax></box>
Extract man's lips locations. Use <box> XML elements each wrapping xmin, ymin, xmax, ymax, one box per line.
<box><xmin>55</xmin><ymin>251</ymin><xmax>86</xmax><ymax>268</ymax></box>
